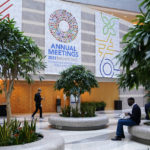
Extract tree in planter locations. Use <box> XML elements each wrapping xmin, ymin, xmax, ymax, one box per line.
<box><xmin>54</xmin><ymin>65</ymin><xmax>98</xmax><ymax>110</ymax></box>
<box><xmin>117</xmin><ymin>0</ymin><xmax>150</xmax><ymax>90</ymax></box>
<box><xmin>0</xmin><ymin>18</ymin><xmax>45</xmax><ymax>123</ymax></box>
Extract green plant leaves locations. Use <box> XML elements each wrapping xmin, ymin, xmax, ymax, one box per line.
<box><xmin>54</xmin><ymin>65</ymin><xmax>98</xmax><ymax>109</ymax></box>
<box><xmin>0</xmin><ymin>18</ymin><xmax>45</xmax><ymax>83</ymax></box>
<box><xmin>54</xmin><ymin>65</ymin><xmax>98</xmax><ymax>97</ymax></box>
<box><xmin>0</xmin><ymin>17</ymin><xmax>46</xmax><ymax>122</ymax></box>
<box><xmin>0</xmin><ymin>119</ymin><xmax>39</xmax><ymax>146</ymax></box>
<box><xmin>117</xmin><ymin>0</ymin><xmax>150</xmax><ymax>90</ymax></box>
<box><xmin>61</xmin><ymin>104</ymin><xmax>96</xmax><ymax>117</ymax></box>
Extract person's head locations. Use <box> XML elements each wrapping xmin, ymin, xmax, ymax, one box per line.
<box><xmin>38</xmin><ymin>88</ymin><xmax>42</xmax><ymax>93</ymax></box>
<box><xmin>127</xmin><ymin>97</ymin><xmax>135</xmax><ymax>106</ymax></box>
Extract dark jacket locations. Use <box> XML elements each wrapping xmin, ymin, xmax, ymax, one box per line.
<box><xmin>128</xmin><ymin>104</ymin><xmax>141</xmax><ymax>125</ymax></box>
<box><xmin>145</xmin><ymin>102</ymin><xmax>150</xmax><ymax>120</ymax></box>
<box><xmin>34</xmin><ymin>93</ymin><xmax>42</xmax><ymax>105</ymax></box>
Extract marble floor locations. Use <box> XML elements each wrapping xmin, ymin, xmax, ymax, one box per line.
<box><xmin>0</xmin><ymin>111</ymin><xmax>150</xmax><ymax>150</ymax></box>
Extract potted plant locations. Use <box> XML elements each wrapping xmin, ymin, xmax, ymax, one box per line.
<box><xmin>0</xmin><ymin>119</ymin><xmax>64</xmax><ymax>149</ymax></box>
<box><xmin>0</xmin><ymin>119</ymin><xmax>42</xmax><ymax>146</ymax></box>
<box><xmin>0</xmin><ymin>18</ymin><xmax>45</xmax><ymax>123</ymax></box>
<box><xmin>54</xmin><ymin>65</ymin><xmax>99</xmax><ymax>117</ymax></box>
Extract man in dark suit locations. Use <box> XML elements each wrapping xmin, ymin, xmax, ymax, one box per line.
<box><xmin>145</xmin><ymin>102</ymin><xmax>150</xmax><ymax>120</ymax></box>
<box><xmin>32</xmin><ymin>88</ymin><xmax>43</xmax><ymax>119</ymax></box>
<box><xmin>112</xmin><ymin>97</ymin><xmax>141</xmax><ymax>141</ymax></box>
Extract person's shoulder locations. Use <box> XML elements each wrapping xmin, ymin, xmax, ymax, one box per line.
<box><xmin>145</xmin><ymin>102</ymin><xmax>150</xmax><ymax>107</ymax></box>
<box><xmin>135</xmin><ymin>104</ymin><xmax>141</xmax><ymax>112</ymax></box>
<box><xmin>35</xmin><ymin>93</ymin><xmax>40</xmax><ymax>96</ymax></box>
<box><xmin>134</xmin><ymin>104</ymin><xmax>140</xmax><ymax>109</ymax></box>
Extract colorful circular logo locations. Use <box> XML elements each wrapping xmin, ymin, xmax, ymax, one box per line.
<box><xmin>49</xmin><ymin>9</ymin><xmax>78</xmax><ymax>43</ymax></box>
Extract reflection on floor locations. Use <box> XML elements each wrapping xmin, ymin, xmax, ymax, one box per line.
<box><xmin>0</xmin><ymin>110</ymin><xmax>150</xmax><ymax>150</ymax></box>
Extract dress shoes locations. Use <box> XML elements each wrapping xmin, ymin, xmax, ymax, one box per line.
<box><xmin>121</xmin><ymin>135</ymin><xmax>125</xmax><ymax>138</ymax></box>
<box><xmin>111</xmin><ymin>136</ymin><xmax>122</xmax><ymax>141</ymax></box>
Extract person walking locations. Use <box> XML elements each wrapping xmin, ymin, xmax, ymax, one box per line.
<box><xmin>111</xmin><ymin>97</ymin><xmax>141</xmax><ymax>141</ymax></box>
<box><xmin>32</xmin><ymin>88</ymin><xmax>44</xmax><ymax>119</ymax></box>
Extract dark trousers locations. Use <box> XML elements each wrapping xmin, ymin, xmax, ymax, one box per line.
<box><xmin>32</xmin><ymin>104</ymin><xmax>42</xmax><ymax>118</ymax></box>
<box><xmin>116</xmin><ymin>119</ymin><xmax>137</xmax><ymax>137</ymax></box>
<box><xmin>145</xmin><ymin>104</ymin><xmax>150</xmax><ymax>120</ymax></box>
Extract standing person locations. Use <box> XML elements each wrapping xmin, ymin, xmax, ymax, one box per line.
<box><xmin>32</xmin><ymin>88</ymin><xmax>43</xmax><ymax>119</ymax></box>
<box><xmin>145</xmin><ymin>101</ymin><xmax>150</xmax><ymax>120</ymax></box>
<box><xmin>111</xmin><ymin>97</ymin><xmax>141</xmax><ymax>141</ymax></box>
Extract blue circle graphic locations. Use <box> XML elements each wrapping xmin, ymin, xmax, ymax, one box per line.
<box><xmin>103</xmin><ymin>62</ymin><xmax>112</xmax><ymax>75</ymax></box>
<box><xmin>99</xmin><ymin>58</ymin><xmax>114</xmax><ymax>77</ymax></box>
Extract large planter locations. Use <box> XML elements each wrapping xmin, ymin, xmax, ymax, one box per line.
<box><xmin>0</xmin><ymin>130</ymin><xmax>64</xmax><ymax>150</ymax></box>
<box><xmin>48</xmin><ymin>114</ymin><xmax>109</xmax><ymax>130</ymax></box>
<box><xmin>128</xmin><ymin>121</ymin><xmax>150</xmax><ymax>145</ymax></box>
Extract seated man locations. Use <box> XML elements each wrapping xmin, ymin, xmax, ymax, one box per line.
<box><xmin>112</xmin><ymin>97</ymin><xmax>141</xmax><ymax>141</ymax></box>
<box><xmin>145</xmin><ymin>101</ymin><xmax>150</xmax><ymax>120</ymax></box>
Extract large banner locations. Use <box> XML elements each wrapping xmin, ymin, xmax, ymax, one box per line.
<box><xmin>95</xmin><ymin>12</ymin><xmax>120</xmax><ymax>78</ymax></box>
<box><xmin>0</xmin><ymin>0</ymin><xmax>22</xmax><ymax>29</ymax></box>
<box><xmin>45</xmin><ymin>0</ymin><xmax>81</xmax><ymax>74</ymax></box>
